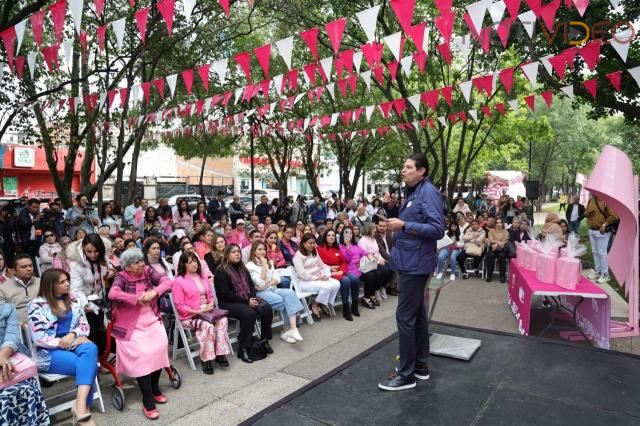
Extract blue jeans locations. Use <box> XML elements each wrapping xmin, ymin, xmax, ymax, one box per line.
<box><xmin>257</xmin><ymin>288</ymin><xmax>303</xmax><ymax>322</ymax></box>
<box><xmin>277</xmin><ymin>275</ymin><xmax>291</xmax><ymax>289</ymax></box>
<box><xmin>338</xmin><ymin>274</ymin><xmax>361</xmax><ymax>305</ymax></box>
<box><xmin>46</xmin><ymin>342</ymin><xmax>98</xmax><ymax>405</ymax></box>
<box><xmin>588</xmin><ymin>229</ymin><xmax>611</xmax><ymax>276</ymax></box>
<box><xmin>569</xmin><ymin>220</ymin><xmax>581</xmax><ymax>234</ymax></box>
<box><xmin>437</xmin><ymin>248</ymin><xmax>461</xmax><ymax>274</ymax></box>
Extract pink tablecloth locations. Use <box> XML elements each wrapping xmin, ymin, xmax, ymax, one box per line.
<box><xmin>507</xmin><ymin>260</ymin><xmax>611</xmax><ymax>349</ymax></box>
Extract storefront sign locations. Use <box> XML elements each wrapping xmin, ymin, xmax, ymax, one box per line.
<box><xmin>2</xmin><ymin>177</ymin><xmax>18</xmax><ymax>197</ymax></box>
<box><xmin>13</xmin><ymin>147</ymin><xmax>35</xmax><ymax>167</ymax></box>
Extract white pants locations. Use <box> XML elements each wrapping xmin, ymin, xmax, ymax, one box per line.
<box><xmin>298</xmin><ymin>278</ymin><xmax>341</xmax><ymax>306</ymax></box>
<box><xmin>588</xmin><ymin>229</ymin><xmax>611</xmax><ymax>276</ymax></box>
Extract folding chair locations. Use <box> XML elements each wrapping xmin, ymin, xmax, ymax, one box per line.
<box><xmin>34</xmin><ymin>256</ymin><xmax>42</xmax><ymax>277</ymax></box>
<box><xmin>22</xmin><ymin>323</ymin><xmax>106</xmax><ymax>416</ymax></box>
<box><xmin>286</xmin><ymin>267</ymin><xmax>316</xmax><ymax>325</ymax></box>
<box><xmin>169</xmin><ymin>293</ymin><xmax>201</xmax><ymax>371</ymax></box>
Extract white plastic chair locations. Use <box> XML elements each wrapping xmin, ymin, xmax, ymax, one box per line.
<box><xmin>286</xmin><ymin>266</ymin><xmax>317</xmax><ymax>325</ymax></box>
<box><xmin>22</xmin><ymin>323</ymin><xmax>105</xmax><ymax>416</ymax></box>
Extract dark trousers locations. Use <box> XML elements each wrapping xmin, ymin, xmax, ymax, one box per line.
<box><xmin>377</xmin><ymin>264</ymin><xmax>392</xmax><ymax>287</ymax></box>
<box><xmin>457</xmin><ymin>252</ymin><xmax>483</xmax><ymax>273</ymax></box>
<box><xmin>86</xmin><ymin>310</ymin><xmax>107</xmax><ymax>356</ymax></box>
<box><xmin>222</xmin><ymin>302</ymin><xmax>273</xmax><ymax>350</ymax></box>
<box><xmin>485</xmin><ymin>248</ymin><xmax>507</xmax><ymax>277</ymax></box>
<box><xmin>396</xmin><ymin>273</ymin><xmax>430</xmax><ymax>379</ymax></box>
<box><xmin>360</xmin><ymin>270</ymin><xmax>380</xmax><ymax>298</ymax></box>
<box><xmin>136</xmin><ymin>369</ymin><xmax>162</xmax><ymax>410</ymax></box>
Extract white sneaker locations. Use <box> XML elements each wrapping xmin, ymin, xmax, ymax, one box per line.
<box><xmin>289</xmin><ymin>328</ymin><xmax>304</xmax><ymax>342</ymax></box>
<box><xmin>596</xmin><ymin>275</ymin><xmax>610</xmax><ymax>284</ymax></box>
<box><xmin>449</xmin><ymin>273</ymin><xmax>456</xmax><ymax>282</ymax></box>
<box><xmin>280</xmin><ymin>330</ymin><xmax>296</xmax><ymax>344</ymax></box>
<box><xmin>436</xmin><ymin>272</ymin><xmax>443</xmax><ymax>280</ymax></box>
<box><xmin>584</xmin><ymin>270</ymin><xmax>598</xmax><ymax>280</ymax></box>
<box><xmin>380</xmin><ymin>288</ymin><xmax>388</xmax><ymax>299</ymax></box>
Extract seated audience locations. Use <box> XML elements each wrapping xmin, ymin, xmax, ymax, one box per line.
<box><xmin>193</xmin><ymin>201</ymin><xmax>213</xmax><ymax>226</ymax></box>
<box><xmin>486</xmin><ymin>218</ymin><xmax>509</xmax><ymax>283</ymax></box>
<box><xmin>358</xmin><ymin>223</ymin><xmax>391</xmax><ymax>301</ymax></box>
<box><xmin>228</xmin><ymin>219</ymin><xmax>250</xmax><ymax>248</ymax></box>
<box><xmin>109</xmin><ymin>248</ymin><xmax>173</xmax><ymax>420</ymax></box>
<box><xmin>242</xmin><ymin>230</ymin><xmax>263</xmax><ymax>264</ymax></box>
<box><xmin>194</xmin><ymin>229</ymin><xmax>215</xmax><ymax>260</ymax></box>
<box><xmin>144</xmin><ymin>238</ymin><xmax>173</xmax><ymax>279</ymax></box>
<box><xmin>0</xmin><ymin>254</ymin><xmax>40</xmax><ymax>322</ymax></box>
<box><xmin>28</xmin><ymin>269</ymin><xmax>98</xmax><ymax>425</ymax></box>
<box><xmin>39</xmin><ymin>231</ymin><xmax>63</xmax><ymax>273</ymax></box>
<box><xmin>437</xmin><ymin>222</ymin><xmax>465</xmax><ymax>281</ymax></box>
<box><xmin>173</xmin><ymin>252</ymin><xmax>230</xmax><ymax>375</ymax></box>
<box><xmin>457</xmin><ymin>220</ymin><xmax>486</xmax><ymax>279</ymax></box>
<box><xmin>204</xmin><ymin>235</ymin><xmax>226</xmax><ymax>274</ymax></box>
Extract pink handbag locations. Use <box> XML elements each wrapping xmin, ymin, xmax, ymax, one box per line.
<box><xmin>0</xmin><ymin>353</ymin><xmax>37</xmax><ymax>390</ymax></box>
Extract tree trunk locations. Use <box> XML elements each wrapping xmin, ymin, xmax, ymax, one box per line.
<box><xmin>198</xmin><ymin>138</ymin><xmax>209</xmax><ymax>201</ymax></box>
<box><xmin>126</xmin><ymin>135</ymin><xmax>143</xmax><ymax>205</ymax></box>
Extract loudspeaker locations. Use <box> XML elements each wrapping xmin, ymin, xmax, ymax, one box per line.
<box><xmin>525</xmin><ymin>181</ymin><xmax>540</xmax><ymax>200</ymax></box>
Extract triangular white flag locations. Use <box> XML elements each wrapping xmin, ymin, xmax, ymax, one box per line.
<box><xmin>629</xmin><ymin>66</ymin><xmax>640</xmax><ymax>87</ymax></box>
<box><xmin>27</xmin><ymin>52</ymin><xmax>37</xmax><ymax>79</ymax></box>
<box><xmin>303</xmin><ymin>117</ymin><xmax>310</xmax><ymax>131</ymax></box>
<box><xmin>383</xmin><ymin>32</ymin><xmax>403</xmax><ymax>62</ymax></box>
<box><xmin>466</xmin><ymin>0</ymin><xmax>489</xmax><ymax>34</ymax></box>
<box><xmin>360</xmin><ymin>70</ymin><xmax>372</xmax><ymax>91</ymax></box>
<box><xmin>508</xmin><ymin>99</ymin><xmax>519</xmax><ymax>111</ymax></box>
<box><xmin>609</xmin><ymin>0</ymin><xmax>620</xmax><ymax>8</ymax></box>
<box><xmin>320</xmin><ymin>57</ymin><xmax>333</xmax><ymax>82</ymax></box>
<box><xmin>0</xmin><ymin>63</ymin><xmax>5</xmax><ymax>85</ymax></box>
<box><xmin>331</xmin><ymin>113</ymin><xmax>339</xmax><ymax>126</ymax></box>
<box><xmin>326</xmin><ymin>82</ymin><xmax>335</xmax><ymax>100</ymax></box>
<box><xmin>365</xmin><ymin>105</ymin><xmax>375</xmax><ymax>121</ymax></box>
<box><xmin>212</xmin><ymin>58</ymin><xmax>228</xmax><ymax>85</ymax></box>
<box><xmin>294</xmin><ymin>93</ymin><xmax>305</xmax><ymax>105</ymax></box>
<box><xmin>131</xmin><ymin>84</ymin><xmax>140</xmax><ymax>103</ymax></box>
<box><xmin>609</xmin><ymin>29</ymin><xmax>631</xmax><ymax>63</ymax></box>
<box><xmin>234</xmin><ymin>87</ymin><xmax>243</xmax><ymax>104</ymax></box>
<box><xmin>469</xmin><ymin>109</ymin><xmax>478</xmax><ymax>122</ymax></box>
<box><xmin>391</xmin><ymin>125</ymin><xmax>398</xmax><ymax>134</ymax></box>
<box><xmin>353</xmin><ymin>51</ymin><xmax>363</xmax><ymax>73</ymax></box>
<box><xmin>275</xmin><ymin>37</ymin><xmax>294</xmax><ymax>70</ymax></box>
<box><xmin>489</xmin><ymin>0</ymin><xmax>506</xmax><ymax>25</ymax></box>
<box><xmin>273</xmin><ymin>74</ymin><xmax>283</xmax><ymax>95</ymax></box>
<box><xmin>438</xmin><ymin>116</ymin><xmax>447</xmax><ymax>127</ymax></box>
<box><xmin>453</xmin><ymin>35</ymin><xmax>471</xmax><ymax>58</ymax></box>
<box><xmin>408</xmin><ymin>94</ymin><xmax>421</xmax><ymax>113</ymax></box>
<box><xmin>62</xmin><ymin>40</ymin><xmax>74</xmax><ymax>70</ymax></box>
<box><xmin>182</xmin><ymin>0</ymin><xmax>197</xmax><ymax>23</ymax></box>
<box><xmin>371</xmin><ymin>128</ymin><xmax>377</xmax><ymax>137</ymax></box>
<box><xmin>459</xmin><ymin>80</ymin><xmax>473</xmax><ymax>103</ymax></box>
<box><xmin>112</xmin><ymin>18</ymin><xmax>127</xmax><ymax>51</ymax></box>
<box><xmin>356</xmin><ymin>5</ymin><xmax>381</xmax><ymax>43</ymax></box>
<box><xmin>99</xmin><ymin>92</ymin><xmax>107</xmax><ymax>109</ymax></box>
<box><xmin>560</xmin><ymin>85</ymin><xmax>575</xmax><ymax>99</ymax></box>
<box><xmin>269</xmin><ymin>102</ymin><xmax>277</xmax><ymax>115</ymax></box>
<box><xmin>518</xmin><ymin>11</ymin><xmax>536</xmax><ymax>38</ymax></box>
<box><xmin>302</xmin><ymin>69</ymin><xmax>311</xmax><ymax>87</ymax></box>
<box><xmin>520</xmin><ymin>61</ymin><xmax>539</xmax><ymax>87</ymax></box>
<box><xmin>70</xmin><ymin>0</ymin><xmax>84</xmax><ymax>35</ymax></box>
<box><xmin>400</xmin><ymin>55</ymin><xmax>413</xmax><ymax>77</ymax></box>
<box><xmin>15</xmin><ymin>20</ymin><xmax>26</xmax><ymax>55</ymax></box>
<box><xmin>166</xmin><ymin>74</ymin><xmax>178</xmax><ymax>99</ymax></box>
<box><xmin>540</xmin><ymin>54</ymin><xmax>553</xmax><ymax>75</ymax></box>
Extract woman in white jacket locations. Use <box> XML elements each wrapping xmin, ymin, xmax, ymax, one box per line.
<box><xmin>436</xmin><ymin>222</ymin><xmax>465</xmax><ymax>281</ymax></box>
<box><xmin>68</xmin><ymin>233</ymin><xmax>114</xmax><ymax>356</ymax></box>
<box><xmin>292</xmin><ymin>233</ymin><xmax>340</xmax><ymax>321</ymax></box>
<box><xmin>38</xmin><ymin>230</ymin><xmax>63</xmax><ymax>272</ymax></box>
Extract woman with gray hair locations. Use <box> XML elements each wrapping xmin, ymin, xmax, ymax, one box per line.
<box><xmin>108</xmin><ymin>248</ymin><xmax>173</xmax><ymax>420</ymax></box>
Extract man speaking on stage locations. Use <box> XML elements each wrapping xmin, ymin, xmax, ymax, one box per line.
<box><xmin>378</xmin><ymin>153</ymin><xmax>445</xmax><ymax>391</ymax></box>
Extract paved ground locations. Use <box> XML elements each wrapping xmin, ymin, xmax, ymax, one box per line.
<box><xmin>49</xmin><ymin>272</ymin><xmax>638</xmax><ymax>425</ymax></box>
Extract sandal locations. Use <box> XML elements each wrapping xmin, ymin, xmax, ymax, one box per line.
<box><xmin>320</xmin><ymin>304</ymin><xmax>332</xmax><ymax>317</ymax></box>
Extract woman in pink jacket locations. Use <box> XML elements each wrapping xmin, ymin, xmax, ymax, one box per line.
<box><xmin>172</xmin><ymin>252</ymin><xmax>230</xmax><ymax>375</ymax></box>
<box><xmin>108</xmin><ymin>248</ymin><xmax>173</xmax><ymax>421</ymax></box>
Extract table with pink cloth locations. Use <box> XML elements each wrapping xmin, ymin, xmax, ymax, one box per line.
<box><xmin>507</xmin><ymin>260</ymin><xmax>611</xmax><ymax>349</ymax></box>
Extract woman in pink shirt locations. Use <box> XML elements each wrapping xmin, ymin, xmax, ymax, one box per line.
<box><xmin>194</xmin><ymin>229</ymin><xmax>214</xmax><ymax>260</ymax></box>
<box><xmin>228</xmin><ymin>220</ymin><xmax>250</xmax><ymax>248</ymax></box>
<box><xmin>340</xmin><ymin>227</ymin><xmax>381</xmax><ymax>310</ymax></box>
<box><xmin>358</xmin><ymin>223</ymin><xmax>392</xmax><ymax>303</ymax></box>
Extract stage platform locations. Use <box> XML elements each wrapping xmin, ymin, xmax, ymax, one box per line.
<box><xmin>241</xmin><ymin>323</ymin><xmax>640</xmax><ymax>426</ymax></box>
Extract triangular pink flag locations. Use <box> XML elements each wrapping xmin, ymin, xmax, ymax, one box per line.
<box><xmin>372</xmin><ymin>66</ymin><xmax>385</xmax><ymax>85</ymax></box>
<box><xmin>393</xmin><ymin>98</ymin><xmax>406</xmax><ymax>117</ymax></box>
<box><xmin>135</xmin><ymin>8</ymin><xmax>150</xmax><ymax>45</ymax></box>
<box><xmin>157</xmin><ymin>0</ymin><xmax>175</xmax><ymax>36</ymax></box>
<box><xmin>496</xmin><ymin>19</ymin><xmax>512</xmax><ymax>48</ymax></box>
<box><xmin>41</xmin><ymin>44</ymin><xmax>60</xmax><ymax>72</ymax></box>
<box><xmin>441</xmin><ymin>86</ymin><xmax>453</xmax><ymax>106</ymax></box>
<box><xmin>406</xmin><ymin>23</ymin><xmax>426</xmax><ymax>54</ymax></box>
<box><xmin>563</xmin><ymin>47</ymin><xmax>578</xmax><ymax>70</ymax></box>
<box><xmin>300</xmin><ymin>28</ymin><xmax>319</xmax><ymax>61</ymax></box>
<box><xmin>525</xmin><ymin>0</ymin><xmax>542</xmax><ymax>16</ymax></box>
<box><xmin>219</xmin><ymin>0</ymin><xmax>230</xmax><ymax>17</ymax></box>
<box><xmin>254</xmin><ymin>44</ymin><xmax>272</xmax><ymax>78</ymax></box>
<box><xmin>573</xmin><ymin>0</ymin><xmax>589</xmax><ymax>17</ymax></box>
<box><xmin>434</xmin><ymin>10</ymin><xmax>455</xmax><ymax>43</ymax></box>
<box><xmin>539</xmin><ymin>3</ymin><xmax>558</xmax><ymax>32</ymax></box>
<box><xmin>387</xmin><ymin>61</ymin><xmax>399</xmax><ymax>81</ymax></box>
<box><xmin>499</xmin><ymin>67</ymin><xmax>515</xmax><ymax>94</ymax></box>
<box><xmin>413</xmin><ymin>51</ymin><xmax>427</xmax><ymax>73</ymax></box>
<box><xmin>503</xmin><ymin>0</ymin><xmax>521</xmax><ymax>20</ymax></box>
<box><xmin>582</xmin><ymin>78</ymin><xmax>597</xmax><ymax>98</ymax></box>
<box><xmin>287</xmin><ymin>69</ymin><xmax>299</xmax><ymax>91</ymax></box>
<box><xmin>524</xmin><ymin>94</ymin><xmax>536</xmax><ymax>112</ymax></box>
<box><xmin>303</xmin><ymin>63</ymin><xmax>317</xmax><ymax>86</ymax></box>
<box><xmin>434</xmin><ymin>0</ymin><xmax>453</xmax><ymax>15</ymax></box>
<box><xmin>458</xmin><ymin>111</ymin><xmax>468</xmax><ymax>122</ymax></box>
<box><xmin>141</xmin><ymin>81</ymin><xmax>151</xmax><ymax>104</ymax></box>
<box><xmin>325</xmin><ymin>18</ymin><xmax>347</xmax><ymax>55</ymax></box>
<box><xmin>389</xmin><ymin>0</ymin><xmax>416</xmax><ymax>33</ymax></box>
<box><xmin>479</xmin><ymin>27</ymin><xmax>492</xmax><ymax>53</ymax></box>
<box><xmin>541</xmin><ymin>91</ymin><xmax>553</xmax><ymax>108</ymax></box>
<box><xmin>547</xmin><ymin>54</ymin><xmax>567</xmax><ymax>79</ymax></box>
<box><xmin>154</xmin><ymin>78</ymin><xmax>166</xmax><ymax>99</ymax></box>
<box><xmin>14</xmin><ymin>56</ymin><xmax>25</xmax><ymax>79</ymax></box>
<box><xmin>79</xmin><ymin>31</ymin><xmax>88</xmax><ymax>57</ymax></box>
<box><xmin>198</xmin><ymin>64</ymin><xmax>210</xmax><ymax>92</ymax></box>
<box><xmin>472</xmin><ymin>75</ymin><xmax>494</xmax><ymax>95</ymax></box>
<box><xmin>0</xmin><ymin>27</ymin><xmax>16</xmax><ymax>68</ymax></box>
<box><xmin>606</xmin><ymin>70</ymin><xmax>622</xmax><ymax>92</ymax></box>
<box><xmin>481</xmin><ymin>105</ymin><xmax>492</xmax><ymax>118</ymax></box>
<box><xmin>29</xmin><ymin>10</ymin><xmax>45</xmax><ymax>48</ymax></box>
<box><xmin>337</xmin><ymin>79</ymin><xmax>348</xmax><ymax>97</ymax></box>
<box><xmin>97</xmin><ymin>25</ymin><xmax>107</xmax><ymax>52</ymax></box>
<box><xmin>234</xmin><ymin>51</ymin><xmax>252</xmax><ymax>82</ymax></box>
<box><xmin>495</xmin><ymin>103</ymin><xmax>506</xmax><ymax>115</ymax></box>
<box><xmin>578</xmin><ymin>40</ymin><xmax>601</xmax><ymax>71</ymax></box>
<box><xmin>361</xmin><ymin>42</ymin><xmax>380</xmax><ymax>69</ymax></box>
<box><xmin>258</xmin><ymin>79</ymin><xmax>270</xmax><ymax>99</ymax></box>
<box><xmin>379</xmin><ymin>101</ymin><xmax>394</xmax><ymax>118</ymax></box>
<box><xmin>436</xmin><ymin>42</ymin><xmax>451</xmax><ymax>65</ymax></box>
<box><xmin>182</xmin><ymin>69</ymin><xmax>194</xmax><ymax>95</ymax></box>
<box><xmin>129</xmin><ymin>0</ymin><xmax>135</xmax><ymax>6</ymax></box>
<box><xmin>49</xmin><ymin>0</ymin><xmax>66</xmax><ymax>44</ymax></box>
<box><xmin>119</xmin><ymin>87</ymin><xmax>128</xmax><ymax>105</ymax></box>
<box><xmin>107</xmin><ymin>90</ymin><xmax>117</xmax><ymax>109</ymax></box>
<box><xmin>94</xmin><ymin>0</ymin><xmax>105</xmax><ymax>17</ymax></box>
